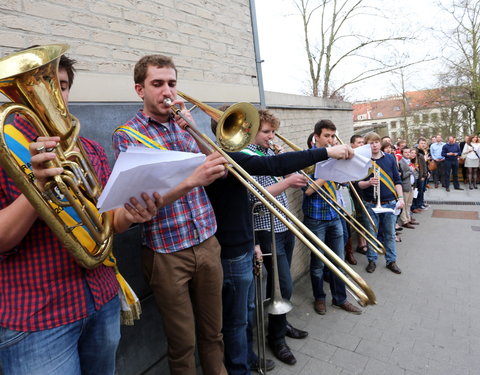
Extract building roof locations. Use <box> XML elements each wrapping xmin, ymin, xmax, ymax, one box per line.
<box><xmin>353</xmin><ymin>88</ymin><xmax>451</xmax><ymax>122</ymax></box>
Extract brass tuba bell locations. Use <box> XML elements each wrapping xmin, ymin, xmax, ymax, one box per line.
<box><xmin>0</xmin><ymin>44</ymin><xmax>113</xmax><ymax>269</ymax></box>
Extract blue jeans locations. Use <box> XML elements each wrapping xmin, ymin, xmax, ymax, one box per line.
<box><xmin>222</xmin><ymin>249</ymin><xmax>255</xmax><ymax>375</ymax></box>
<box><xmin>304</xmin><ymin>216</ymin><xmax>347</xmax><ymax>305</ymax></box>
<box><xmin>444</xmin><ymin>159</ymin><xmax>460</xmax><ymax>189</ymax></box>
<box><xmin>365</xmin><ymin>201</ymin><xmax>397</xmax><ymax>264</ymax></box>
<box><xmin>0</xmin><ymin>295</ymin><xmax>120</xmax><ymax>375</ymax></box>
<box><xmin>256</xmin><ymin>230</ymin><xmax>294</xmax><ymax>344</ymax></box>
<box><xmin>411</xmin><ymin>179</ymin><xmax>426</xmax><ymax>209</ymax></box>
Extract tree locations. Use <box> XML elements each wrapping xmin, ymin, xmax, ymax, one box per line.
<box><xmin>293</xmin><ymin>0</ymin><xmax>423</xmax><ymax>98</ymax></box>
<box><xmin>439</xmin><ymin>0</ymin><xmax>480</xmax><ymax>133</ymax></box>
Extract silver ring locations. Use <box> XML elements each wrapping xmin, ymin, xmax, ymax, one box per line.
<box><xmin>36</xmin><ymin>145</ymin><xmax>45</xmax><ymax>153</ymax></box>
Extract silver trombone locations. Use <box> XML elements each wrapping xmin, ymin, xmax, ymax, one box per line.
<box><xmin>252</xmin><ymin>202</ymin><xmax>293</xmax><ymax>374</ymax></box>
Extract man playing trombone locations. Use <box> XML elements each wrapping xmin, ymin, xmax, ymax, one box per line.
<box><xmin>245</xmin><ymin>109</ymin><xmax>309</xmax><ymax>366</ymax></box>
<box><xmin>357</xmin><ymin>132</ymin><xmax>404</xmax><ymax>274</ymax></box>
<box><xmin>303</xmin><ymin>120</ymin><xmax>363</xmax><ymax>316</ymax></box>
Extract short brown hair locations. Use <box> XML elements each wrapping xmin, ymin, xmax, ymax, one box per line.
<box><xmin>258</xmin><ymin>109</ymin><xmax>280</xmax><ymax>130</ymax></box>
<box><xmin>134</xmin><ymin>55</ymin><xmax>177</xmax><ymax>85</ymax></box>
<box><xmin>364</xmin><ymin>132</ymin><xmax>381</xmax><ymax>143</ymax></box>
<box><xmin>314</xmin><ymin>119</ymin><xmax>336</xmax><ymax>136</ymax></box>
<box><xmin>59</xmin><ymin>55</ymin><xmax>76</xmax><ymax>89</ymax></box>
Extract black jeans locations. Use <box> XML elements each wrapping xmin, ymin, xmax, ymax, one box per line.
<box><xmin>444</xmin><ymin>159</ymin><xmax>460</xmax><ymax>189</ymax></box>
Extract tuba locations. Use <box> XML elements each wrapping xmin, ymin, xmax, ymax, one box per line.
<box><xmin>0</xmin><ymin>44</ymin><xmax>113</xmax><ymax>269</ymax></box>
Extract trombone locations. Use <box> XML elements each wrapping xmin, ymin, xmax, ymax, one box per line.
<box><xmin>273</xmin><ymin>133</ymin><xmax>385</xmax><ymax>255</ymax></box>
<box><xmin>252</xmin><ymin>203</ymin><xmax>292</xmax><ymax>374</ymax></box>
<box><xmin>167</xmin><ymin>91</ymin><xmax>376</xmax><ymax>307</ymax></box>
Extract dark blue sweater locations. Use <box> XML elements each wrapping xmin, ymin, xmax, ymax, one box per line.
<box><xmin>441</xmin><ymin>143</ymin><xmax>461</xmax><ymax>161</ymax></box>
<box><xmin>205</xmin><ymin>147</ymin><xmax>328</xmax><ymax>259</ymax></box>
<box><xmin>361</xmin><ymin>153</ymin><xmax>402</xmax><ymax>202</ymax></box>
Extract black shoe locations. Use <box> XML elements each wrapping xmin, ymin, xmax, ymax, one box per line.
<box><xmin>446</xmin><ymin>188</ymin><xmax>450</xmax><ymax>192</ymax></box>
<box><xmin>250</xmin><ymin>358</ymin><xmax>276</xmax><ymax>372</ymax></box>
<box><xmin>269</xmin><ymin>341</ymin><xmax>297</xmax><ymax>365</ymax></box>
<box><xmin>386</xmin><ymin>261</ymin><xmax>402</xmax><ymax>274</ymax></box>
<box><xmin>454</xmin><ymin>187</ymin><xmax>464</xmax><ymax>190</ymax></box>
<box><xmin>285</xmin><ymin>323</ymin><xmax>308</xmax><ymax>339</ymax></box>
<box><xmin>366</xmin><ymin>261</ymin><xmax>376</xmax><ymax>273</ymax></box>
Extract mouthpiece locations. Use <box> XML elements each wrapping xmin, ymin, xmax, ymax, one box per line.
<box><xmin>163</xmin><ymin>98</ymin><xmax>172</xmax><ymax>106</ymax></box>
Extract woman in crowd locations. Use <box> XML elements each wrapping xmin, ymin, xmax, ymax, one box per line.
<box><xmin>461</xmin><ymin>135</ymin><xmax>480</xmax><ymax>189</ymax></box>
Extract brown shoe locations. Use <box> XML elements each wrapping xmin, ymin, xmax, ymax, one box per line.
<box><xmin>345</xmin><ymin>251</ymin><xmax>357</xmax><ymax>265</ymax></box>
<box><xmin>409</xmin><ymin>220</ymin><xmax>419</xmax><ymax>225</ymax></box>
<box><xmin>386</xmin><ymin>261</ymin><xmax>402</xmax><ymax>274</ymax></box>
<box><xmin>411</xmin><ymin>209</ymin><xmax>422</xmax><ymax>213</ymax></box>
<box><xmin>333</xmin><ymin>301</ymin><xmax>362</xmax><ymax>315</ymax></box>
<box><xmin>402</xmin><ymin>223</ymin><xmax>415</xmax><ymax>229</ymax></box>
<box><xmin>314</xmin><ymin>300</ymin><xmax>326</xmax><ymax>315</ymax></box>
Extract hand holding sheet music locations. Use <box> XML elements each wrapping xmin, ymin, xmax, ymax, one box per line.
<box><xmin>97</xmin><ymin>147</ymin><xmax>205</xmax><ymax>212</ymax></box>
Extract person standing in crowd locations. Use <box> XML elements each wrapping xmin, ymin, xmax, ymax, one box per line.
<box><xmin>394</xmin><ymin>139</ymin><xmax>406</xmax><ymax>161</ymax></box>
<box><xmin>398</xmin><ymin>147</ymin><xmax>418</xmax><ymax>229</ymax></box>
<box><xmin>442</xmin><ymin>136</ymin><xmax>463</xmax><ymax>192</ymax></box>
<box><xmin>0</xmin><ymin>53</ymin><xmax>159</xmax><ymax>375</ymax></box>
<box><xmin>411</xmin><ymin>138</ymin><xmax>429</xmax><ymax>211</ymax></box>
<box><xmin>358</xmin><ymin>132</ymin><xmax>404</xmax><ymax>274</ymax></box>
<box><xmin>461</xmin><ymin>135</ymin><xmax>480</xmax><ymax>189</ymax></box>
<box><xmin>113</xmin><ymin>54</ymin><xmax>229</xmax><ymax>375</ymax></box>
<box><xmin>245</xmin><ymin>109</ymin><xmax>309</xmax><ymax>367</ymax></box>
<box><xmin>430</xmin><ymin>134</ymin><xmax>446</xmax><ymax>188</ymax></box>
<box><xmin>459</xmin><ymin>135</ymin><xmax>469</xmax><ymax>184</ymax></box>
<box><xmin>303</xmin><ymin>120</ymin><xmax>362</xmax><ymax>316</ymax></box>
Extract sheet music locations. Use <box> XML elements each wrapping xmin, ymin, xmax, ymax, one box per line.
<box><xmin>314</xmin><ymin>144</ymin><xmax>372</xmax><ymax>182</ymax></box>
<box><xmin>97</xmin><ymin>147</ymin><xmax>205</xmax><ymax>212</ymax></box>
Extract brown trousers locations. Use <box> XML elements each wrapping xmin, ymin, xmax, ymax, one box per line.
<box><xmin>142</xmin><ymin>236</ymin><xmax>227</xmax><ymax>375</ymax></box>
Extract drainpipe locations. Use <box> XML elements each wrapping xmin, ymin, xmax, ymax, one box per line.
<box><xmin>249</xmin><ymin>0</ymin><xmax>266</xmax><ymax>108</ymax></box>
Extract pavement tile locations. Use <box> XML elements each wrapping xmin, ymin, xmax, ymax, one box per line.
<box><xmin>355</xmin><ymin>338</ymin><xmax>394</xmax><ymax>363</ymax></box>
<box><xmin>330</xmin><ymin>347</ymin><xmax>368</xmax><ymax>374</ymax></box>
<box><xmin>297</xmin><ymin>337</ymin><xmax>336</xmax><ymax>361</ymax></box>
<box><xmin>298</xmin><ymin>357</ymin><xmax>342</xmax><ymax>375</ymax></box>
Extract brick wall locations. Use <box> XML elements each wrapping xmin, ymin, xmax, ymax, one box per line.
<box><xmin>0</xmin><ymin>0</ymin><xmax>259</xmax><ymax>101</ymax></box>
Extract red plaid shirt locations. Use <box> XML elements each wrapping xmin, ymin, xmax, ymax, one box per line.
<box><xmin>113</xmin><ymin>110</ymin><xmax>217</xmax><ymax>253</ymax></box>
<box><xmin>0</xmin><ymin>116</ymin><xmax>119</xmax><ymax>331</ymax></box>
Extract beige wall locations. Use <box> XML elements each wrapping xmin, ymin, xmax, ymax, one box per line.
<box><xmin>0</xmin><ymin>0</ymin><xmax>260</xmax><ymax>102</ymax></box>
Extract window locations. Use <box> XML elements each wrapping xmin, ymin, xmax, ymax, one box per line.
<box><xmin>377</xmin><ymin>112</ymin><xmax>383</xmax><ymax>117</ymax></box>
<box><xmin>357</xmin><ymin>114</ymin><xmax>367</xmax><ymax>120</ymax></box>
<box><xmin>431</xmin><ymin>113</ymin><xmax>439</xmax><ymax>123</ymax></box>
<box><xmin>414</xmin><ymin>115</ymin><xmax>420</xmax><ymax>124</ymax></box>
<box><xmin>422</xmin><ymin>114</ymin><xmax>429</xmax><ymax>123</ymax></box>
<box><xmin>393</xmin><ymin>106</ymin><xmax>400</xmax><ymax>111</ymax></box>
<box><xmin>390</xmin><ymin>121</ymin><xmax>397</xmax><ymax>128</ymax></box>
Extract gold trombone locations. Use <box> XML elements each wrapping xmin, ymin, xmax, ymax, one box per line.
<box><xmin>167</xmin><ymin>91</ymin><xmax>376</xmax><ymax>306</ymax></box>
<box><xmin>273</xmin><ymin>133</ymin><xmax>385</xmax><ymax>255</ymax></box>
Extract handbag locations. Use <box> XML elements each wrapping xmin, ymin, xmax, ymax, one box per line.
<box><xmin>427</xmin><ymin>160</ymin><xmax>437</xmax><ymax>171</ymax></box>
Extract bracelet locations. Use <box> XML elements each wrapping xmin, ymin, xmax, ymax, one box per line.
<box><xmin>398</xmin><ymin>196</ymin><xmax>404</xmax><ymax>199</ymax></box>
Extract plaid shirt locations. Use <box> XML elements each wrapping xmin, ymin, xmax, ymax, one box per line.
<box><xmin>112</xmin><ymin>110</ymin><xmax>216</xmax><ymax>253</ymax></box>
<box><xmin>246</xmin><ymin>144</ymin><xmax>289</xmax><ymax>233</ymax></box>
<box><xmin>0</xmin><ymin>116</ymin><xmax>119</xmax><ymax>331</ymax></box>
<box><xmin>302</xmin><ymin>174</ymin><xmax>338</xmax><ymax>221</ymax></box>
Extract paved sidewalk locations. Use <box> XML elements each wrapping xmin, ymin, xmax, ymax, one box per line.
<box><xmin>262</xmin><ymin>187</ymin><xmax>480</xmax><ymax>375</ymax></box>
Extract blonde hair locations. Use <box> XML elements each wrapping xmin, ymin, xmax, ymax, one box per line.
<box><xmin>364</xmin><ymin>132</ymin><xmax>381</xmax><ymax>143</ymax></box>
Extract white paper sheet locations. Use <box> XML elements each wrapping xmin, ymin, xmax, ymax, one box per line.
<box><xmin>97</xmin><ymin>147</ymin><xmax>205</xmax><ymax>212</ymax></box>
<box><xmin>314</xmin><ymin>144</ymin><xmax>372</xmax><ymax>183</ymax></box>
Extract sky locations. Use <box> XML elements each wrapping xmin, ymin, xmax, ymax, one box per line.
<box><xmin>254</xmin><ymin>0</ymin><xmax>454</xmax><ymax>102</ymax></box>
